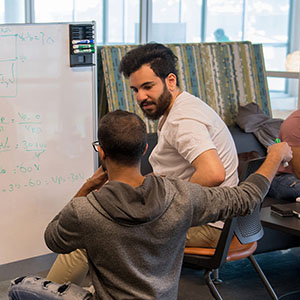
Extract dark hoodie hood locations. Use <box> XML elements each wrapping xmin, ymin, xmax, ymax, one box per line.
<box><xmin>89</xmin><ymin>175</ymin><xmax>174</xmax><ymax>226</ymax></box>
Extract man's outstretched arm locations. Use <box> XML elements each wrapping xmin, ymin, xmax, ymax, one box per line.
<box><xmin>189</xmin><ymin>142</ymin><xmax>292</xmax><ymax>226</ymax></box>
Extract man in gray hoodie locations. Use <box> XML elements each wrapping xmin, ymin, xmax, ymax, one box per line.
<box><xmin>9</xmin><ymin>110</ymin><xmax>292</xmax><ymax>300</ymax></box>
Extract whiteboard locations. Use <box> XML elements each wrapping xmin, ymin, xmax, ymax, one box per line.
<box><xmin>0</xmin><ymin>23</ymin><xmax>97</xmax><ymax>264</ymax></box>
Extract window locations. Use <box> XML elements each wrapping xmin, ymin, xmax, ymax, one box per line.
<box><xmin>35</xmin><ymin>0</ymin><xmax>75</xmax><ymax>22</ymax></box>
<box><xmin>105</xmin><ymin>0</ymin><xmax>139</xmax><ymax>44</ymax></box>
<box><xmin>34</xmin><ymin>0</ymin><xmax>103</xmax><ymax>43</ymax></box>
<box><xmin>151</xmin><ymin>0</ymin><xmax>291</xmax><ymax>79</ymax></box>
<box><xmin>206</xmin><ymin>0</ymin><xmax>243</xmax><ymax>42</ymax></box>
<box><xmin>150</xmin><ymin>0</ymin><xmax>297</xmax><ymax>114</ymax></box>
<box><xmin>1</xmin><ymin>0</ymin><xmax>298</xmax><ymax>114</ymax></box>
<box><xmin>244</xmin><ymin>0</ymin><xmax>290</xmax><ymax>92</ymax></box>
<box><xmin>0</xmin><ymin>1</ymin><xmax>4</xmax><ymax>23</ymax></box>
<box><xmin>0</xmin><ymin>0</ymin><xmax>25</xmax><ymax>23</ymax></box>
<box><xmin>152</xmin><ymin>0</ymin><xmax>202</xmax><ymax>43</ymax></box>
<box><xmin>34</xmin><ymin>0</ymin><xmax>139</xmax><ymax>45</ymax></box>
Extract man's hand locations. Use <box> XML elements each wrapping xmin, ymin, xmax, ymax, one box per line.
<box><xmin>256</xmin><ymin>142</ymin><xmax>293</xmax><ymax>182</ymax></box>
<box><xmin>267</xmin><ymin>142</ymin><xmax>293</xmax><ymax>164</ymax></box>
<box><xmin>74</xmin><ymin>166</ymin><xmax>108</xmax><ymax>197</ymax></box>
<box><xmin>87</xmin><ymin>166</ymin><xmax>108</xmax><ymax>189</ymax></box>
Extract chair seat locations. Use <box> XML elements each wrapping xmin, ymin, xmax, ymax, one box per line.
<box><xmin>184</xmin><ymin>235</ymin><xmax>257</xmax><ymax>262</ymax></box>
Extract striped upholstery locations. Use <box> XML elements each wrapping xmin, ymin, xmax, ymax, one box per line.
<box><xmin>98</xmin><ymin>42</ymin><xmax>271</xmax><ymax>133</ymax></box>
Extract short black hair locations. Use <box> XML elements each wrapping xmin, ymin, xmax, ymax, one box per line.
<box><xmin>119</xmin><ymin>43</ymin><xmax>179</xmax><ymax>87</ymax></box>
<box><xmin>98</xmin><ymin>110</ymin><xmax>147</xmax><ymax>165</ymax></box>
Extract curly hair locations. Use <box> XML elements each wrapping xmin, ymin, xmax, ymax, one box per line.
<box><xmin>119</xmin><ymin>43</ymin><xmax>179</xmax><ymax>86</ymax></box>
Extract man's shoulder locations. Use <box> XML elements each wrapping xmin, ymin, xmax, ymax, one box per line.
<box><xmin>291</xmin><ymin>109</ymin><xmax>300</xmax><ymax>117</ymax></box>
<box><xmin>70</xmin><ymin>195</ymin><xmax>89</xmax><ymax>211</ymax></box>
<box><xmin>162</xmin><ymin>176</ymin><xmax>203</xmax><ymax>192</ymax></box>
<box><xmin>176</xmin><ymin>91</ymin><xmax>203</xmax><ymax>105</ymax></box>
<box><xmin>281</xmin><ymin>110</ymin><xmax>300</xmax><ymax>135</ymax></box>
<box><xmin>283</xmin><ymin>110</ymin><xmax>300</xmax><ymax>124</ymax></box>
<box><xmin>168</xmin><ymin>92</ymin><xmax>225</xmax><ymax>131</ymax></box>
<box><xmin>170</xmin><ymin>92</ymin><xmax>212</xmax><ymax>118</ymax></box>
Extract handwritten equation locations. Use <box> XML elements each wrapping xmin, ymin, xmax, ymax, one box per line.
<box><xmin>1</xmin><ymin>113</ymin><xmax>86</xmax><ymax>192</ymax></box>
<box><xmin>1</xmin><ymin>171</ymin><xmax>85</xmax><ymax>193</ymax></box>
<box><xmin>0</xmin><ymin>26</ymin><xmax>55</xmax><ymax>98</ymax></box>
<box><xmin>1</xmin><ymin>111</ymin><xmax>51</xmax><ymax>194</ymax></box>
<box><xmin>0</xmin><ymin>162</ymin><xmax>40</xmax><ymax>175</ymax></box>
<box><xmin>0</xmin><ymin>112</ymin><xmax>45</xmax><ymax>158</ymax></box>
<box><xmin>1</xmin><ymin>108</ymin><xmax>89</xmax><ymax>195</ymax></box>
<box><xmin>0</xmin><ymin>26</ymin><xmax>55</xmax><ymax>44</ymax></box>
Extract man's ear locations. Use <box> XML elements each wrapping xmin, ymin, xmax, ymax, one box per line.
<box><xmin>142</xmin><ymin>144</ymin><xmax>149</xmax><ymax>156</ymax></box>
<box><xmin>165</xmin><ymin>73</ymin><xmax>177</xmax><ymax>92</ymax></box>
<box><xmin>98</xmin><ymin>146</ymin><xmax>106</xmax><ymax>160</ymax></box>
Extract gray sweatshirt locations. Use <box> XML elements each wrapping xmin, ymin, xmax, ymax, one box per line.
<box><xmin>45</xmin><ymin>173</ymin><xmax>269</xmax><ymax>300</ymax></box>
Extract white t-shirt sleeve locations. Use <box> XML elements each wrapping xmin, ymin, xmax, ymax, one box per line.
<box><xmin>167</xmin><ymin>117</ymin><xmax>216</xmax><ymax>164</ymax></box>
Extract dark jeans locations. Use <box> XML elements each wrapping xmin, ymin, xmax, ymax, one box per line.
<box><xmin>8</xmin><ymin>276</ymin><xmax>92</xmax><ymax>300</ymax></box>
<box><xmin>268</xmin><ymin>173</ymin><xmax>300</xmax><ymax>201</ymax></box>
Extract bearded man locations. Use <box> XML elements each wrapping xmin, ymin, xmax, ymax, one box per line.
<box><xmin>119</xmin><ymin>43</ymin><xmax>239</xmax><ymax>248</ymax></box>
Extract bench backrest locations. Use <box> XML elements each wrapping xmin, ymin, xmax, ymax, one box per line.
<box><xmin>98</xmin><ymin>42</ymin><xmax>271</xmax><ymax>133</ymax></box>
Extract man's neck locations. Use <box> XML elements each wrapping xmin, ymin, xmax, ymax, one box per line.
<box><xmin>159</xmin><ymin>87</ymin><xmax>182</xmax><ymax>131</ymax></box>
<box><xmin>107</xmin><ymin>162</ymin><xmax>145</xmax><ymax>188</ymax></box>
<box><xmin>167</xmin><ymin>87</ymin><xmax>182</xmax><ymax>114</ymax></box>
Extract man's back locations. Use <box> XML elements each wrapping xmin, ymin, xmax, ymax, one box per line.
<box><xmin>46</xmin><ymin>175</ymin><xmax>189</xmax><ymax>299</ymax></box>
<box><xmin>45</xmin><ymin>173</ymin><xmax>269</xmax><ymax>300</ymax></box>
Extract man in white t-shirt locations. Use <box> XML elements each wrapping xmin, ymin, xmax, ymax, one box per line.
<box><xmin>119</xmin><ymin>43</ymin><xmax>239</xmax><ymax>248</ymax></box>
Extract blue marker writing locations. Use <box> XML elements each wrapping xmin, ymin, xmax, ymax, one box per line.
<box><xmin>275</xmin><ymin>138</ymin><xmax>289</xmax><ymax>167</ymax></box>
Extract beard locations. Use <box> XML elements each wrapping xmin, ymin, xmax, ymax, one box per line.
<box><xmin>139</xmin><ymin>85</ymin><xmax>172</xmax><ymax>120</ymax></box>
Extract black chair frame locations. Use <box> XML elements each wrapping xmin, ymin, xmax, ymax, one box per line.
<box><xmin>183</xmin><ymin>157</ymin><xmax>278</xmax><ymax>300</ymax></box>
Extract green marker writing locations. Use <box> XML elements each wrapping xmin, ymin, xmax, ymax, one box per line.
<box><xmin>275</xmin><ymin>138</ymin><xmax>289</xmax><ymax>167</ymax></box>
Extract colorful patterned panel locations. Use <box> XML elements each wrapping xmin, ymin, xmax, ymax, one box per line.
<box><xmin>98</xmin><ymin>42</ymin><xmax>271</xmax><ymax>133</ymax></box>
